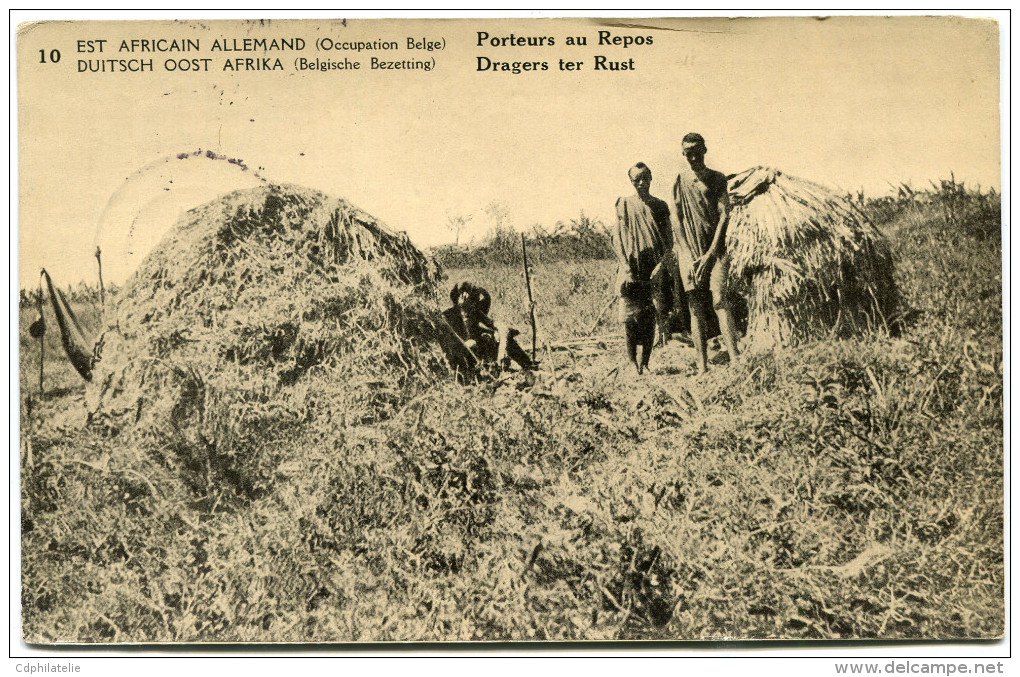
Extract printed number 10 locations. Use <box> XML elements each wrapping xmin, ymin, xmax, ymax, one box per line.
<box><xmin>39</xmin><ymin>49</ymin><xmax>61</xmax><ymax>63</ymax></box>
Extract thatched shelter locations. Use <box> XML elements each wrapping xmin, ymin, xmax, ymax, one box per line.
<box><xmin>725</xmin><ymin>167</ymin><xmax>898</xmax><ymax>348</ymax></box>
<box><xmin>86</xmin><ymin>185</ymin><xmax>468</xmax><ymax>493</ymax></box>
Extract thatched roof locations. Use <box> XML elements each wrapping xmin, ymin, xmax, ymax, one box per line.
<box><xmin>86</xmin><ymin>185</ymin><xmax>464</xmax><ymax>489</ymax></box>
<box><xmin>726</xmin><ymin>167</ymin><xmax>898</xmax><ymax>347</ymax></box>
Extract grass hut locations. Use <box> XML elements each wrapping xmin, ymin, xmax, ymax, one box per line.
<box><xmin>86</xmin><ymin>184</ymin><xmax>468</xmax><ymax>495</ymax></box>
<box><xmin>725</xmin><ymin>167</ymin><xmax>898</xmax><ymax>348</ymax></box>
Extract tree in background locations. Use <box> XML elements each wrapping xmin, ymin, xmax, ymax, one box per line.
<box><xmin>445</xmin><ymin>213</ymin><xmax>472</xmax><ymax>248</ymax></box>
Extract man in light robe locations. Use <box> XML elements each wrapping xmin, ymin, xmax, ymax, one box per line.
<box><xmin>612</xmin><ymin>162</ymin><xmax>679</xmax><ymax>373</ymax></box>
<box><xmin>672</xmin><ymin>133</ymin><xmax>740</xmax><ymax>374</ymax></box>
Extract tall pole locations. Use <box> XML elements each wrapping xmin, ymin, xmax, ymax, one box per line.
<box><xmin>37</xmin><ymin>272</ymin><xmax>45</xmax><ymax>395</ymax></box>
<box><xmin>95</xmin><ymin>246</ymin><xmax>105</xmax><ymax>310</ymax></box>
<box><xmin>521</xmin><ymin>234</ymin><xmax>537</xmax><ymax>363</ymax></box>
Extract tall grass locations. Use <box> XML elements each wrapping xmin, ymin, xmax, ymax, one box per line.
<box><xmin>20</xmin><ymin>181</ymin><xmax>1002</xmax><ymax>641</ymax></box>
<box><xmin>432</xmin><ymin>212</ymin><xmax>614</xmax><ymax>270</ymax></box>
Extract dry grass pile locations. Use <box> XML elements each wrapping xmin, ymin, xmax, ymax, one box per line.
<box><xmin>86</xmin><ymin>184</ymin><xmax>456</xmax><ymax>496</ymax></box>
<box><xmin>726</xmin><ymin>167</ymin><xmax>898</xmax><ymax>348</ymax></box>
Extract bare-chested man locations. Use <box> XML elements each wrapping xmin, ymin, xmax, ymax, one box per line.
<box><xmin>612</xmin><ymin>162</ymin><xmax>681</xmax><ymax>374</ymax></box>
<box><xmin>673</xmin><ymin>133</ymin><xmax>740</xmax><ymax>374</ymax></box>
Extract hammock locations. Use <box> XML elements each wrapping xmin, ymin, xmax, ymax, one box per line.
<box><xmin>40</xmin><ymin>269</ymin><xmax>96</xmax><ymax>381</ymax></box>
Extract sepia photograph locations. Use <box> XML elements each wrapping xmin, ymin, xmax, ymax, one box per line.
<box><xmin>13</xmin><ymin>13</ymin><xmax>1005</xmax><ymax>651</ymax></box>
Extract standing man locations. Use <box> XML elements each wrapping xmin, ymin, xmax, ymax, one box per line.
<box><xmin>673</xmin><ymin>133</ymin><xmax>740</xmax><ymax>374</ymax></box>
<box><xmin>613</xmin><ymin>162</ymin><xmax>680</xmax><ymax>373</ymax></box>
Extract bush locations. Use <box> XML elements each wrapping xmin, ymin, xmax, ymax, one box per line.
<box><xmin>432</xmin><ymin>212</ymin><xmax>614</xmax><ymax>269</ymax></box>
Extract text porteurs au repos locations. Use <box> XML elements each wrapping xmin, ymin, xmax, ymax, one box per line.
<box><xmin>74</xmin><ymin>30</ymin><xmax>654</xmax><ymax>74</ymax></box>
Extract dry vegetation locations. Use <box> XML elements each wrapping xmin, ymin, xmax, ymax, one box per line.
<box><xmin>19</xmin><ymin>182</ymin><xmax>1002</xmax><ymax>642</ymax></box>
<box><xmin>726</xmin><ymin>167</ymin><xmax>898</xmax><ymax>348</ymax></box>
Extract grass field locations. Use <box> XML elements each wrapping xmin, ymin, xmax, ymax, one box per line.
<box><xmin>19</xmin><ymin>188</ymin><xmax>1002</xmax><ymax>642</ymax></box>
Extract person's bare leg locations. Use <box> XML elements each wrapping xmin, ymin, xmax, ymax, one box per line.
<box><xmin>497</xmin><ymin>326</ymin><xmax>510</xmax><ymax>370</ymax></box>
<box><xmin>639</xmin><ymin>326</ymin><xmax>654</xmax><ymax>374</ymax></box>
<box><xmin>710</xmin><ymin>258</ymin><xmax>739</xmax><ymax>363</ymax></box>
<box><xmin>625</xmin><ymin>323</ymin><xmax>641</xmax><ymax>374</ymax></box>
<box><xmin>652</xmin><ymin>268</ymin><xmax>671</xmax><ymax>347</ymax></box>
<box><xmin>689</xmin><ymin>298</ymin><xmax>709</xmax><ymax>374</ymax></box>
<box><xmin>653</xmin><ymin>299</ymin><xmax>670</xmax><ymax>347</ymax></box>
<box><xmin>716</xmin><ymin>303</ymin><xmax>740</xmax><ymax>362</ymax></box>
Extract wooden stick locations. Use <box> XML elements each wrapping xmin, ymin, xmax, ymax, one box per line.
<box><xmin>37</xmin><ymin>271</ymin><xmax>45</xmax><ymax>395</ymax></box>
<box><xmin>521</xmin><ymin>233</ymin><xmax>537</xmax><ymax>363</ymax></box>
<box><xmin>587</xmin><ymin>294</ymin><xmax>617</xmax><ymax>336</ymax></box>
<box><xmin>95</xmin><ymin>246</ymin><xmax>105</xmax><ymax>310</ymax></box>
<box><xmin>557</xmin><ymin>333</ymin><xmax>625</xmax><ymax>345</ymax></box>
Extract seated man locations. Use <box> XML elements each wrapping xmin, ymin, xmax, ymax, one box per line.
<box><xmin>442</xmin><ymin>281</ymin><xmax>538</xmax><ymax>373</ymax></box>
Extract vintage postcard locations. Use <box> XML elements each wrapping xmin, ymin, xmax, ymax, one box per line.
<box><xmin>15</xmin><ymin>15</ymin><xmax>1003</xmax><ymax>646</ymax></box>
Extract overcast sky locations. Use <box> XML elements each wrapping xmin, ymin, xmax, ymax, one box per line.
<box><xmin>16</xmin><ymin>15</ymin><xmax>1001</xmax><ymax>286</ymax></box>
